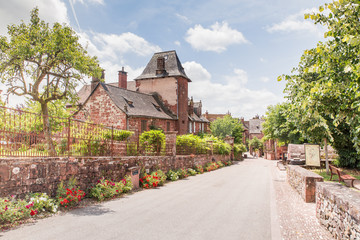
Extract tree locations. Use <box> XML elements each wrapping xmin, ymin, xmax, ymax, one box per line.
<box><xmin>280</xmin><ymin>0</ymin><xmax>360</xmax><ymax>168</ymax></box>
<box><xmin>210</xmin><ymin>115</ymin><xmax>244</xmax><ymax>143</ymax></box>
<box><xmin>262</xmin><ymin>102</ymin><xmax>305</xmax><ymax>145</ymax></box>
<box><xmin>0</xmin><ymin>8</ymin><xmax>102</xmax><ymax>156</ymax></box>
<box><xmin>249</xmin><ymin>137</ymin><xmax>263</xmax><ymax>152</ymax></box>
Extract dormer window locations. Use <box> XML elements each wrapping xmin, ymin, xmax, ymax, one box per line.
<box><xmin>153</xmin><ymin>103</ymin><xmax>161</xmax><ymax>112</ymax></box>
<box><xmin>123</xmin><ymin>97</ymin><xmax>134</xmax><ymax>107</ymax></box>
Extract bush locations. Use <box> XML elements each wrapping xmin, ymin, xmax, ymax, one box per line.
<box><xmin>166</xmin><ymin>170</ymin><xmax>179</xmax><ymax>181</ymax></box>
<box><xmin>140</xmin><ymin>170</ymin><xmax>166</xmax><ymax>188</ymax></box>
<box><xmin>177</xmin><ymin>168</ymin><xmax>189</xmax><ymax>179</ymax></box>
<box><xmin>104</xmin><ymin>130</ymin><xmax>133</xmax><ymax>141</ymax></box>
<box><xmin>56</xmin><ymin>177</ymin><xmax>85</xmax><ymax>209</ymax></box>
<box><xmin>176</xmin><ymin>134</ymin><xmax>209</xmax><ymax>155</ymax></box>
<box><xmin>187</xmin><ymin>168</ymin><xmax>197</xmax><ymax>176</ymax></box>
<box><xmin>89</xmin><ymin>175</ymin><xmax>133</xmax><ymax>202</ymax></box>
<box><xmin>28</xmin><ymin>193</ymin><xmax>58</xmax><ymax>213</ymax></box>
<box><xmin>205</xmin><ymin>162</ymin><xmax>219</xmax><ymax>172</ymax></box>
<box><xmin>0</xmin><ymin>196</ymin><xmax>33</xmax><ymax>224</ymax></box>
<box><xmin>216</xmin><ymin>161</ymin><xmax>224</xmax><ymax>168</ymax></box>
<box><xmin>194</xmin><ymin>165</ymin><xmax>204</xmax><ymax>174</ymax></box>
<box><xmin>234</xmin><ymin>143</ymin><xmax>246</xmax><ymax>160</ymax></box>
<box><xmin>139</xmin><ymin>130</ymin><xmax>166</xmax><ymax>155</ymax></box>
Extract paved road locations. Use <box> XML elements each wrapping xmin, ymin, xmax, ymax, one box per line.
<box><xmin>0</xmin><ymin>158</ymin><xmax>280</xmax><ymax>240</ymax></box>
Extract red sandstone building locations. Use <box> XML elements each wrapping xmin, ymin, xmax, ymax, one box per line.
<box><xmin>74</xmin><ymin>50</ymin><xmax>209</xmax><ymax>135</ymax></box>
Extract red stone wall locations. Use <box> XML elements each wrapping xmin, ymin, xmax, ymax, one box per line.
<box><xmin>0</xmin><ymin>154</ymin><xmax>230</xmax><ymax>198</ymax></box>
<box><xmin>74</xmin><ymin>85</ymin><xmax>127</xmax><ymax>129</ymax></box>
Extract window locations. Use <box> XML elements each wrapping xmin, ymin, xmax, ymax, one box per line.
<box><xmin>189</xmin><ymin>122</ymin><xmax>192</xmax><ymax>133</ymax></box>
<box><xmin>194</xmin><ymin>122</ymin><xmax>196</xmax><ymax>133</ymax></box>
<box><xmin>167</xmin><ymin>122</ymin><xmax>170</xmax><ymax>132</ymax></box>
<box><xmin>141</xmin><ymin>120</ymin><xmax>147</xmax><ymax>133</ymax></box>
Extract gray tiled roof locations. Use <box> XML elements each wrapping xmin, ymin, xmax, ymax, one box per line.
<box><xmin>85</xmin><ymin>83</ymin><xmax>176</xmax><ymax>120</ymax></box>
<box><xmin>135</xmin><ymin>50</ymin><xmax>190</xmax><ymax>81</ymax></box>
<box><xmin>249</xmin><ymin>119</ymin><xmax>265</xmax><ymax>134</ymax></box>
<box><xmin>188</xmin><ymin>113</ymin><xmax>209</xmax><ymax>123</ymax></box>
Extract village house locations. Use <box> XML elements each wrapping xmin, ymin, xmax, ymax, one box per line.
<box><xmin>73</xmin><ymin>50</ymin><xmax>209</xmax><ymax>135</ymax></box>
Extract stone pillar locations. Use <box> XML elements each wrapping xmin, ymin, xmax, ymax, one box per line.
<box><xmin>224</xmin><ymin>136</ymin><xmax>235</xmax><ymax>160</ymax></box>
<box><xmin>126</xmin><ymin>166</ymin><xmax>140</xmax><ymax>189</ymax></box>
<box><xmin>165</xmin><ymin>131</ymin><xmax>177</xmax><ymax>156</ymax></box>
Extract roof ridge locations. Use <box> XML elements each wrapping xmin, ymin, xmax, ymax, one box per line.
<box><xmin>102</xmin><ymin>83</ymin><xmax>155</xmax><ymax>97</ymax></box>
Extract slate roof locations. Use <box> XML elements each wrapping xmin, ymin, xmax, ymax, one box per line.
<box><xmin>249</xmin><ymin>118</ymin><xmax>265</xmax><ymax>134</ymax></box>
<box><xmin>83</xmin><ymin>83</ymin><xmax>176</xmax><ymax>120</ymax></box>
<box><xmin>76</xmin><ymin>81</ymin><xmax>137</xmax><ymax>105</ymax></box>
<box><xmin>188</xmin><ymin>113</ymin><xmax>209</xmax><ymax>123</ymax></box>
<box><xmin>135</xmin><ymin>50</ymin><xmax>190</xmax><ymax>81</ymax></box>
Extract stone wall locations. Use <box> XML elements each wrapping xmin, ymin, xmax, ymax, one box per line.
<box><xmin>316</xmin><ymin>182</ymin><xmax>360</xmax><ymax>240</ymax></box>
<box><xmin>0</xmin><ymin>154</ymin><xmax>229</xmax><ymax>198</ymax></box>
<box><xmin>287</xmin><ymin>165</ymin><xmax>323</xmax><ymax>202</ymax></box>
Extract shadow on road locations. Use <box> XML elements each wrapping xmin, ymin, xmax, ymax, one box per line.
<box><xmin>70</xmin><ymin>204</ymin><xmax>115</xmax><ymax>216</ymax></box>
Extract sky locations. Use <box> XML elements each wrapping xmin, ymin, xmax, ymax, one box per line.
<box><xmin>0</xmin><ymin>0</ymin><xmax>329</xmax><ymax>119</ymax></box>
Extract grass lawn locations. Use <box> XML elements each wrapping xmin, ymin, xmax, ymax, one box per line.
<box><xmin>312</xmin><ymin>168</ymin><xmax>360</xmax><ymax>181</ymax></box>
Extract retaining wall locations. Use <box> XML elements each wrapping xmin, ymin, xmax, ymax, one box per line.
<box><xmin>0</xmin><ymin>154</ymin><xmax>229</xmax><ymax>198</ymax></box>
<box><xmin>316</xmin><ymin>182</ymin><xmax>360</xmax><ymax>240</ymax></box>
<box><xmin>287</xmin><ymin>165</ymin><xmax>323</xmax><ymax>202</ymax></box>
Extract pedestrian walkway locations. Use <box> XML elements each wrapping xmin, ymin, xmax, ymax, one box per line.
<box><xmin>270</xmin><ymin>159</ymin><xmax>334</xmax><ymax>240</ymax></box>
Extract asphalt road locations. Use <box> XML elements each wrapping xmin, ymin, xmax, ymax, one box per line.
<box><xmin>0</xmin><ymin>158</ymin><xmax>280</xmax><ymax>240</ymax></box>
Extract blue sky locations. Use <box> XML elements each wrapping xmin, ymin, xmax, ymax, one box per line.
<box><xmin>0</xmin><ymin>0</ymin><xmax>329</xmax><ymax>119</ymax></box>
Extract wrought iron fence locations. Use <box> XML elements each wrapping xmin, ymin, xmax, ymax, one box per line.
<box><xmin>0</xmin><ymin>106</ymin><xmax>137</xmax><ymax>157</ymax></box>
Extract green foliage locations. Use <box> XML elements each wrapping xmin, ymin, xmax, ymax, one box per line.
<box><xmin>0</xmin><ymin>196</ymin><xmax>33</xmax><ymax>224</ymax></box>
<box><xmin>176</xmin><ymin>168</ymin><xmax>189</xmax><ymax>179</ymax></box>
<box><xmin>203</xmin><ymin>135</ymin><xmax>232</xmax><ymax>155</ymax></box>
<box><xmin>56</xmin><ymin>176</ymin><xmax>85</xmax><ymax>208</ymax></box>
<box><xmin>234</xmin><ymin>143</ymin><xmax>246</xmax><ymax>160</ymax></box>
<box><xmin>187</xmin><ymin>168</ymin><xmax>197</xmax><ymax>176</ymax></box>
<box><xmin>262</xmin><ymin>102</ymin><xmax>305</xmax><ymax>144</ymax></box>
<box><xmin>140</xmin><ymin>170</ymin><xmax>166</xmax><ymax>188</ymax></box>
<box><xmin>216</xmin><ymin>161</ymin><xmax>224</xmax><ymax>168</ymax></box>
<box><xmin>210</xmin><ymin>115</ymin><xmax>244</xmax><ymax>143</ymax></box>
<box><xmin>194</xmin><ymin>165</ymin><xmax>204</xmax><ymax>174</ymax></box>
<box><xmin>89</xmin><ymin>176</ymin><xmax>133</xmax><ymax>202</ymax></box>
<box><xmin>139</xmin><ymin>130</ymin><xmax>166</xmax><ymax>155</ymax></box>
<box><xmin>104</xmin><ymin>130</ymin><xmax>133</xmax><ymax>141</ymax></box>
<box><xmin>176</xmin><ymin>134</ymin><xmax>209</xmax><ymax>154</ymax></box>
<box><xmin>28</xmin><ymin>193</ymin><xmax>58</xmax><ymax>213</ymax></box>
<box><xmin>280</xmin><ymin>1</ymin><xmax>360</xmax><ymax>168</ymax></box>
<box><xmin>166</xmin><ymin>170</ymin><xmax>179</xmax><ymax>181</ymax></box>
<box><xmin>205</xmin><ymin>162</ymin><xmax>220</xmax><ymax>172</ymax></box>
<box><xmin>249</xmin><ymin>137</ymin><xmax>263</xmax><ymax>151</ymax></box>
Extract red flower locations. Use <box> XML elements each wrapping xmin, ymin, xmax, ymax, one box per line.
<box><xmin>30</xmin><ymin>210</ymin><xmax>37</xmax><ymax>216</ymax></box>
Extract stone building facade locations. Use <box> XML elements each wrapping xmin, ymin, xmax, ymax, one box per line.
<box><xmin>74</xmin><ymin>50</ymin><xmax>209</xmax><ymax>135</ymax></box>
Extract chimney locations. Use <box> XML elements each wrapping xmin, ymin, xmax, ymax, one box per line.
<box><xmin>156</xmin><ymin>57</ymin><xmax>166</xmax><ymax>75</ymax></box>
<box><xmin>91</xmin><ymin>69</ymin><xmax>105</xmax><ymax>92</ymax></box>
<box><xmin>188</xmin><ymin>96</ymin><xmax>194</xmax><ymax>115</ymax></box>
<box><xmin>118</xmin><ymin>67</ymin><xmax>127</xmax><ymax>89</ymax></box>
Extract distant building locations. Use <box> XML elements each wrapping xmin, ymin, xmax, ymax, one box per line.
<box><xmin>202</xmin><ymin>111</ymin><xmax>231</xmax><ymax>123</ymax></box>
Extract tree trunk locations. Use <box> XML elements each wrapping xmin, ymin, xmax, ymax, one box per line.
<box><xmin>324</xmin><ymin>138</ymin><xmax>329</xmax><ymax>174</ymax></box>
<box><xmin>41</xmin><ymin>103</ymin><xmax>56</xmax><ymax>156</ymax></box>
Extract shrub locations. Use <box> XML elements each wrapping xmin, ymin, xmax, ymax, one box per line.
<box><xmin>104</xmin><ymin>130</ymin><xmax>133</xmax><ymax>141</ymax></box>
<box><xmin>28</xmin><ymin>193</ymin><xmax>58</xmax><ymax>213</ymax></box>
<box><xmin>166</xmin><ymin>170</ymin><xmax>179</xmax><ymax>181</ymax></box>
<box><xmin>223</xmin><ymin>160</ymin><xmax>232</xmax><ymax>166</ymax></box>
<box><xmin>177</xmin><ymin>168</ymin><xmax>189</xmax><ymax>179</ymax></box>
<box><xmin>187</xmin><ymin>168</ymin><xmax>197</xmax><ymax>176</ymax></box>
<box><xmin>205</xmin><ymin>162</ymin><xmax>219</xmax><ymax>172</ymax></box>
<box><xmin>216</xmin><ymin>161</ymin><xmax>224</xmax><ymax>168</ymax></box>
<box><xmin>139</xmin><ymin>130</ymin><xmax>166</xmax><ymax>155</ymax></box>
<box><xmin>234</xmin><ymin>143</ymin><xmax>246</xmax><ymax>160</ymax></box>
<box><xmin>140</xmin><ymin>170</ymin><xmax>166</xmax><ymax>188</ymax></box>
<box><xmin>176</xmin><ymin>134</ymin><xmax>209</xmax><ymax>155</ymax></box>
<box><xmin>0</xmin><ymin>196</ymin><xmax>33</xmax><ymax>224</ymax></box>
<box><xmin>56</xmin><ymin>177</ymin><xmax>85</xmax><ymax>208</ymax></box>
<box><xmin>203</xmin><ymin>135</ymin><xmax>232</xmax><ymax>155</ymax></box>
<box><xmin>90</xmin><ymin>175</ymin><xmax>133</xmax><ymax>202</ymax></box>
<box><xmin>194</xmin><ymin>165</ymin><xmax>204</xmax><ymax>174</ymax></box>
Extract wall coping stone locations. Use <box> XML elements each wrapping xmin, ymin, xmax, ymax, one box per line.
<box><xmin>287</xmin><ymin>165</ymin><xmax>324</xmax><ymax>179</ymax></box>
<box><xmin>317</xmin><ymin>182</ymin><xmax>360</xmax><ymax>221</ymax></box>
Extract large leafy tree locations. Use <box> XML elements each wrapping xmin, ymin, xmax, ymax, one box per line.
<box><xmin>280</xmin><ymin>0</ymin><xmax>360</xmax><ymax>168</ymax></box>
<box><xmin>210</xmin><ymin>115</ymin><xmax>244</xmax><ymax>144</ymax></box>
<box><xmin>262</xmin><ymin>102</ymin><xmax>305</xmax><ymax>145</ymax></box>
<box><xmin>0</xmin><ymin>8</ymin><xmax>102</xmax><ymax>156</ymax></box>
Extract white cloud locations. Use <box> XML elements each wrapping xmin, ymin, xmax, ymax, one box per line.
<box><xmin>72</xmin><ymin>0</ymin><xmax>105</xmax><ymax>5</ymax></box>
<box><xmin>0</xmin><ymin>0</ymin><xmax>69</xmax><ymax>36</ymax></box>
<box><xmin>184</xmin><ymin>61</ymin><xmax>282</xmax><ymax>119</ymax></box>
<box><xmin>266</xmin><ymin>8</ymin><xmax>325</xmax><ymax>35</ymax></box>
<box><xmin>185</xmin><ymin>21</ymin><xmax>248</xmax><ymax>53</ymax></box>
<box><xmin>174</xmin><ymin>41</ymin><xmax>181</xmax><ymax>46</ymax></box>
<box><xmin>260</xmin><ymin>77</ymin><xmax>270</xmax><ymax>83</ymax></box>
<box><xmin>260</xmin><ymin>57</ymin><xmax>267</xmax><ymax>63</ymax></box>
<box><xmin>175</xmin><ymin>13</ymin><xmax>191</xmax><ymax>24</ymax></box>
